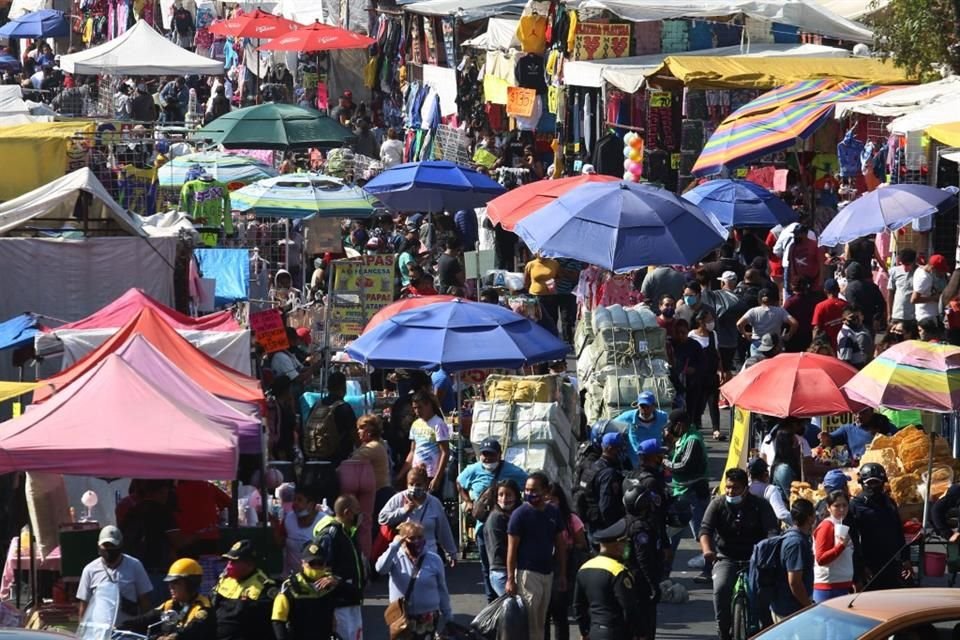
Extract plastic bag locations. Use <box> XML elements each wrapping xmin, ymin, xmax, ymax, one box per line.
<box><xmin>471</xmin><ymin>594</ymin><xmax>510</xmax><ymax>635</ymax></box>
<box><xmin>498</xmin><ymin>595</ymin><xmax>528</xmax><ymax>640</ymax></box>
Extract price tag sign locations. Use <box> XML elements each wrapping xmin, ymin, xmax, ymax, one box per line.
<box><xmin>506</xmin><ymin>86</ymin><xmax>537</xmax><ymax>117</ymax></box>
<box><xmin>670</xmin><ymin>154</ymin><xmax>680</xmax><ymax>170</ymax></box>
<box><xmin>649</xmin><ymin>91</ymin><xmax>672</xmax><ymax>108</ymax></box>
<box><xmin>636</xmin><ymin>340</ymin><xmax>649</xmax><ymax>353</ymax></box>
<box><xmin>249</xmin><ymin>309</ymin><xmax>290</xmax><ymax>353</ymax></box>
<box><xmin>547</xmin><ymin>86</ymin><xmax>559</xmax><ymax>114</ymax></box>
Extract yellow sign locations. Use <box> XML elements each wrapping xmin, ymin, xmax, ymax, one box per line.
<box><xmin>506</xmin><ymin>86</ymin><xmax>537</xmax><ymax>118</ymax></box>
<box><xmin>547</xmin><ymin>86</ymin><xmax>559</xmax><ymax>114</ymax></box>
<box><xmin>330</xmin><ymin>255</ymin><xmax>397</xmax><ymax>337</ymax></box>
<box><xmin>724</xmin><ymin>407</ymin><xmax>751</xmax><ymax>476</ymax></box>
<box><xmin>818</xmin><ymin>412</ymin><xmax>854</xmax><ymax>434</ymax></box>
<box><xmin>12</xmin><ymin>402</ymin><xmax>21</xmax><ymax>418</ymax></box>
<box><xmin>649</xmin><ymin>91</ymin><xmax>672</xmax><ymax>108</ymax></box>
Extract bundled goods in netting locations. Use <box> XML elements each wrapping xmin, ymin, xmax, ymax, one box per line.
<box><xmin>576</xmin><ymin>304</ymin><xmax>674</xmax><ymax>422</ymax></box>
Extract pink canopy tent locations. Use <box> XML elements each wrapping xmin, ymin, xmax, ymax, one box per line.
<box><xmin>48</xmin><ymin>288</ymin><xmax>240</xmax><ymax>331</ymax></box>
<box><xmin>0</xmin><ymin>355</ymin><xmax>238</xmax><ymax>479</ymax></box>
<box><xmin>95</xmin><ymin>334</ymin><xmax>262</xmax><ymax>453</ymax></box>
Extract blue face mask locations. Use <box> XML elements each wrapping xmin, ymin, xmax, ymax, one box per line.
<box><xmin>725</xmin><ymin>494</ymin><xmax>743</xmax><ymax>506</ymax></box>
<box><xmin>684</xmin><ymin>295</ymin><xmax>698</xmax><ymax>306</ymax></box>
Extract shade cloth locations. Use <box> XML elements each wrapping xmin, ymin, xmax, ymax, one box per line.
<box><xmin>49</xmin><ymin>288</ymin><xmax>239</xmax><ymax>332</ymax></box>
<box><xmin>0</xmin><ymin>355</ymin><xmax>238</xmax><ymax>479</ymax></box>
<box><xmin>0</xmin><ymin>123</ymin><xmax>97</xmax><ymax>202</ymax></box>
<box><xmin>835</xmin><ymin>76</ymin><xmax>958</xmax><ymax>119</ymax></box>
<box><xmin>887</xmin><ymin>97</ymin><xmax>960</xmax><ymax>135</ymax></box>
<box><xmin>0</xmin><ymin>314</ymin><xmax>39</xmax><ymax>351</ymax></box>
<box><xmin>34</xmin><ymin>307</ymin><xmax>261</xmax><ymax>405</ymax></box>
<box><xmin>194</xmin><ymin>249</ymin><xmax>250</xmax><ymax>305</ymax></box>
<box><xmin>927</xmin><ymin>122</ymin><xmax>960</xmax><ymax>147</ymax></box>
<box><xmin>460</xmin><ymin>17</ymin><xmax>520</xmax><ymax>50</ymax></box>
<box><xmin>231</xmin><ymin>173</ymin><xmax>377</xmax><ymax>218</ymax></box>
<box><xmin>720</xmin><ymin>352</ymin><xmax>860</xmax><ymax>417</ymax></box>
<box><xmin>0</xmin><ymin>381</ymin><xmax>38</xmax><ymax>403</ymax></box>
<box><xmin>649</xmin><ymin>56</ymin><xmax>910</xmax><ymax>90</ymax></box>
<box><xmin>693</xmin><ymin>79</ymin><xmax>893</xmax><ymax>176</ymax></box>
<box><xmin>346</xmin><ymin>299</ymin><xmax>569</xmax><ymax>371</ymax></box>
<box><xmin>363</xmin><ymin>161</ymin><xmax>506</xmax><ymax>212</ymax></box>
<box><xmin>60</xmin><ymin>20</ymin><xmax>224</xmax><ymax>76</ymax></box>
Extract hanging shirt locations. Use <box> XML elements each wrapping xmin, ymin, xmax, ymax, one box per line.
<box><xmin>180</xmin><ymin>178</ymin><xmax>233</xmax><ymax>233</ymax></box>
<box><xmin>118</xmin><ymin>165</ymin><xmax>157</xmax><ymax>214</ymax></box>
<box><xmin>837</xmin><ymin>133</ymin><xmax>864</xmax><ymax>178</ymax></box>
<box><xmin>515</xmin><ymin>53</ymin><xmax>547</xmax><ymax>94</ymax></box>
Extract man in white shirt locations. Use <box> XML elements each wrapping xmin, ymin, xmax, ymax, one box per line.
<box><xmin>77</xmin><ymin>526</ymin><xmax>153</xmax><ymax>624</ymax></box>
<box><xmin>912</xmin><ymin>254</ymin><xmax>949</xmax><ymax>322</ymax></box>
<box><xmin>380</xmin><ymin>127</ymin><xmax>404</xmax><ymax>168</ymax></box>
<box><xmin>887</xmin><ymin>248</ymin><xmax>917</xmax><ymax>323</ymax></box>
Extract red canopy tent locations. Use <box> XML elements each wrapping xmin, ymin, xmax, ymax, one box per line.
<box><xmin>33</xmin><ymin>307</ymin><xmax>262</xmax><ymax>404</ymax></box>
<box><xmin>49</xmin><ymin>288</ymin><xmax>240</xmax><ymax>332</ymax></box>
<box><xmin>0</xmin><ymin>355</ymin><xmax>238</xmax><ymax>479</ymax></box>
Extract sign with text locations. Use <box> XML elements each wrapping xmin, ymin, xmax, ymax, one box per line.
<box><xmin>249</xmin><ymin>308</ymin><xmax>290</xmax><ymax>353</ymax></box>
<box><xmin>818</xmin><ymin>412</ymin><xmax>854</xmax><ymax>434</ymax></box>
<box><xmin>330</xmin><ymin>255</ymin><xmax>397</xmax><ymax>336</ymax></box>
<box><xmin>724</xmin><ymin>407</ymin><xmax>751</xmax><ymax>477</ymax></box>
<box><xmin>506</xmin><ymin>86</ymin><xmax>537</xmax><ymax>118</ymax></box>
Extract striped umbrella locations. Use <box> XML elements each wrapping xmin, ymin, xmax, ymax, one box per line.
<box><xmin>692</xmin><ymin>80</ymin><xmax>893</xmax><ymax>177</ymax></box>
<box><xmin>842</xmin><ymin>340</ymin><xmax>960</xmax><ymax>412</ymax></box>
<box><xmin>231</xmin><ymin>173</ymin><xmax>378</xmax><ymax>218</ymax></box>
<box><xmin>158</xmin><ymin>152</ymin><xmax>278</xmax><ymax>189</ymax></box>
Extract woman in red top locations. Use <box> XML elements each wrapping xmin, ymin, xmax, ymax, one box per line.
<box><xmin>812</xmin><ymin>490</ymin><xmax>855</xmax><ymax>602</ymax></box>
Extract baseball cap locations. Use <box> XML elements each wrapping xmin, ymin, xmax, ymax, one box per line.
<box><xmin>593</xmin><ymin>518</ymin><xmax>628</xmax><ymax>543</ymax></box>
<box><xmin>633</xmin><ymin>391</ymin><xmax>656</xmax><ymax>407</ymax></box>
<box><xmin>478</xmin><ymin>438</ymin><xmax>502</xmax><ymax>454</ymax></box>
<box><xmin>342</xmin><ymin>90</ymin><xmax>352</xmax><ymax>99</ymax></box>
<box><xmin>718</xmin><ymin>270</ymin><xmax>738</xmax><ymax>284</ymax></box>
<box><xmin>757</xmin><ymin>333</ymin><xmax>779</xmax><ymax>353</ymax></box>
<box><xmin>666</xmin><ymin>409</ymin><xmax>688</xmax><ymax>427</ymax></box>
<box><xmin>638</xmin><ymin>439</ymin><xmax>668</xmax><ymax>456</ymax></box>
<box><xmin>928</xmin><ymin>254</ymin><xmax>949</xmax><ymax>273</ymax></box>
<box><xmin>295</xmin><ymin>326</ymin><xmax>311</xmax><ymax>342</ymax></box>
<box><xmin>98</xmin><ymin>525</ymin><xmax>123</xmax><ymax>547</ymax></box>
<box><xmin>823</xmin><ymin>468</ymin><xmax>849</xmax><ymax>493</ymax></box>
<box><xmin>824</xmin><ymin>277</ymin><xmax>839</xmax><ymax>294</ymax></box>
<box><xmin>601</xmin><ymin>432</ymin><xmax>625</xmax><ymax>449</ymax></box>
<box><xmin>222</xmin><ymin>539</ymin><xmax>257</xmax><ymax>562</ymax></box>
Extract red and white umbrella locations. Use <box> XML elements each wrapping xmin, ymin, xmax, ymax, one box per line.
<box><xmin>208</xmin><ymin>9</ymin><xmax>300</xmax><ymax>38</ymax></box>
<box><xmin>259</xmin><ymin>20</ymin><xmax>376</xmax><ymax>52</ymax></box>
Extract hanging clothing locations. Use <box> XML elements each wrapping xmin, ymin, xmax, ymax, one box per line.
<box><xmin>583</xmin><ymin>91</ymin><xmax>593</xmax><ymax>155</ymax></box>
<box><xmin>180</xmin><ymin>178</ymin><xmax>233</xmax><ymax>233</ymax></box>
<box><xmin>118</xmin><ymin>165</ymin><xmax>157</xmax><ymax>214</ymax></box>
<box><xmin>837</xmin><ymin>131</ymin><xmax>864</xmax><ymax>178</ymax></box>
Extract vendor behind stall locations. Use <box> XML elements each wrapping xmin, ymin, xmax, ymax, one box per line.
<box><xmin>818</xmin><ymin>408</ymin><xmax>896</xmax><ymax>459</ymax></box>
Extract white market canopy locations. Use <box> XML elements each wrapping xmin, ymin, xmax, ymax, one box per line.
<box><xmin>563</xmin><ymin>42</ymin><xmax>851</xmax><ymax>93</ymax></box>
<box><xmin>0</xmin><ymin>168</ymin><xmax>144</xmax><ymax>236</ymax></box>
<box><xmin>814</xmin><ymin>0</ymin><xmax>887</xmax><ymax>20</ymax></box>
<box><xmin>834</xmin><ymin>76</ymin><xmax>960</xmax><ymax>120</ymax></box>
<box><xmin>59</xmin><ymin>20</ymin><xmax>224</xmax><ymax>76</ymax></box>
<box><xmin>461</xmin><ymin>17</ymin><xmax>520</xmax><ymax>50</ymax></box>
<box><xmin>887</xmin><ymin>97</ymin><xmax>960</xmax><ymax>135</ymax></box>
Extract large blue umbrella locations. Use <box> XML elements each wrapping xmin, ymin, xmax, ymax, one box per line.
<box><xmin>681</xmin><ymin>178</ymin><xmax>797</xmax><ymax>228</ymax></box>
<box><xmin>345</xmin><ymin>299</ymin><xmax>569</xmax><ymax>371</ymax></box>
<box><xmin>0</xmin><ymin>10</ymin><xmax>69</xmax><ymax>38</ymax></box>
<box><xmin>362</xmin><ymin>160</ymin><xmax>505</xmax><ymax>212</ymax></box>
<box><xmin>0</xmin><ymin>53</ymin><xmax>21</xmax><ymax>73</ymax></box>
<box><xmin>819</xmin><ymin>184</ymin><xmax>957</xmax><ymax>246</ymax></box>
<box><xmin>514</xmin><ymin>181</ymin><xmax>727</xmax><ymax>273</ymax></box>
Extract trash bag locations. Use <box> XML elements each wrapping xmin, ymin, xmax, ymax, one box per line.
<box><xmin>497</xmin><ymin>595</ymin><xmax>527</xmax><ymax>640</ymax></box>
<box><xmin>471</xmin><ymin>594</ymin><xmax>510</xmax><ymax>635</ymax></box>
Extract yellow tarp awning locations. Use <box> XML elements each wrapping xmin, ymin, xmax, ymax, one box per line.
<box><xmin>0</xmin><ymin>381</ymin><xmax>37</xmax><ymax>403</ymax></box>
<box><xmin>647</xmin><ymin>56</ymin><xmax>914</xmax><ymax>89</ymax></box>
<box><xmin>927</xmin><ymin>122</ymin><xmax>960</xmax><ymax>147</ymax></box>
<box><xmin>0</xmin><ymin>121</ymin><xmax>94</xmax><ymax>201</ymax></box>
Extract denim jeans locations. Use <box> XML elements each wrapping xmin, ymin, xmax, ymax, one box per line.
<box><xmin>489</xmin><ymin>569</ymin><xmax>507</xmax><ymax>597</ymax></box>
<box><xmin>813</xmin><ymin>586</ymin><xmax>851</xmax><ymax>603</ymax></box>
<box><xmin>668</xmin><ymin>491</ymin><xmax>710</xmax><ymax>575</ymax></box>
<box><xmin>712</xmin><ymin>558</ymin><xmax>747</xmax><ymax>640</ymax></box>
<box><xmin>476</xmin><ymin>527</ymin><xmax>497</xmax><ymax>602</ymax></box>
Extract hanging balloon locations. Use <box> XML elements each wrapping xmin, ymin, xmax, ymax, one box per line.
<box><xmin>624</xmin><ymin>131</ymin><xmax>637</xmax><ymax>144</ymax></box>
<box><xmin>623</xmin><ymin>171</ymin><xmax>634</xmax><ymax>181</ymax></box>
<box><xmin>629</xmin><ymin>162</ymin><xmax>643</xmax><ymax>176</ymax></box>
<box><xmin>623</xmin><ymin>146</ymin><xmax>632</xmax><ymax>159</ymax></box>
<box><xmin>623</xmin><ymin>158</ymin><xmax>633</xmax><ymax>171</ymax></box>
<box><xmin>629</xmin><ymin>136</ymin><xmax>643</xmax><ymax>149</ymax></box>
<box><xmin>629</xmin><ymin>149</ymin><xmax>642</xmax><ymax>162</ymax></box>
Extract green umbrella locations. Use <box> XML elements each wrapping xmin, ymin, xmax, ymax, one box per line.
<box><xmin>195</xmin><ymin>102</ymin><xmax>355</xmax><ymax>150</ymax></box>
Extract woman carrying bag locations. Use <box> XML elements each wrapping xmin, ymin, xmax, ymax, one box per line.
<box><xmin>376</xmin><ymin>521</ymin><xmax>452</xmax><ymax>639</ymax></box>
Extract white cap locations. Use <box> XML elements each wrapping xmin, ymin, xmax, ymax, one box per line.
<box><xmin>581</xmin><ymin>163</ymin><xmax>597</xmax><ymax>175</ymax></box>
<box><xmin>718</xmin><ymin>270</ymin><xmax>738</xmax><ymax>283</ymax></box>
<box><xmin>98</xmin><ymin>525</ymin><xmax>122</xmax><ymax>547</ymax></box>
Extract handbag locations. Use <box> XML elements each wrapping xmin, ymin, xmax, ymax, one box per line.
<box><xmin>383</xmin><ymin>553</ymin><xmax>426</xmax><ymax>640</ymax></box>
<box><xmin>471</xmin><ymin>463</ymin><xmax>504</xmax><ymax>523</ymax></box>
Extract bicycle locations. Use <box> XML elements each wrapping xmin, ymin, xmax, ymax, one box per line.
<box><xmin>731</xmin><ymin>562</ymin><xmax>752</xmax><ymax>640</ymax></box>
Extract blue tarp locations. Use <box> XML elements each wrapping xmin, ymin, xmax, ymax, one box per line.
<box><xmin>195</xmin><ymin>249</ymin><xmax>250</xmax><ymax>306</ymax></box>
<box><xmin>0</xmin><ymin>313</ymin><xmax>39</xmax><ymax>351</ymax></box>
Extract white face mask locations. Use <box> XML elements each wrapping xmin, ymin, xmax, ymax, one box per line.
<box><xmin>482</xmin><ymin>461</ymin><xmax>498</xmax><ymax>471</ymax></box>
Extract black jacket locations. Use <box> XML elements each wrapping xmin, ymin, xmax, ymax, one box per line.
<box><xmin>699</xmin><ymin>493</ymin><xmax>779</xmax><ymax>561</ymax></box>
<box><xmin>591</xmin><ymin>456</ymin><xmax>626</xmax><ymax>529</ymax></box>
<box><xmin>574</xmin><ymin>555</ymin><xmax>642</xmax><ymax>638</ymax></box>
<box><xmin>211</xmin><ymin>570</ymin><xmax>277</xmax><ymax>640</ymax></box>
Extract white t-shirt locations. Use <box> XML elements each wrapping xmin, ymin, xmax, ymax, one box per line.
<box><xmin>409</xmin><ymin>414</ymin><xmax>451</xmax><ymax>478</ymax></box>
<box><xmin>759</xmin><ymin>433</ymin><xmax>812</xmax><ymax>466</ymax></box>
<box><xmin>380</xmin><ymin>139</ymin><xmax>404</xmax><ymax>168</ymax></box>
<box><xmin>283</xmin><ymin>509</ymin><xmax>327</xmax><ymax>576</ymax></box>
<box><xmin>270</xmin><ymin>351</ymin><xmax>302</xmax><ymax>381</ymax></box>
<box><xmin>913</xmin><ymin>268</ymin><xmax>941</xmax><ymax>321</ymax></box>
<box><xmin>887</xmin><ymin>265</ymin><xmax>916</xmax><ymax>321</ymax></box>
<box><xmin>76</xmin><ymin>555</ymin><xmax>153</xmax><ymax>624</ymax></box>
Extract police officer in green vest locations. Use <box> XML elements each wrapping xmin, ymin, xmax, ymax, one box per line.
<box><xmin>574</xmin><ymin>519</ymin><xmax>644</xmax><ymax>640</ymax></box>
<box><xmin>210</xmin><ymin>540</ymin><xmax>277</xmax><ymax>640</ymax></box>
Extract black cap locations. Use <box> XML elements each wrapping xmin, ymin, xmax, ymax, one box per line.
<box><xmin>222</xmin><ymin>539</ymin><xmax>257</xmax><ymax>562</ymax></box>
<box><xmin>478</xmin><ymin>438</ymin><xmax>501</xmax><ymax>454</ymax></box>
<box><xmin>593</xmin><ymin>518</ymin><xmax>628</xmax><ymax>543</ymax></box>
<box><xmin>301</xmin><ymin>540</ymin><xmax>324</xmax><ymax>562</ymax></box>
<box><xmin>667</xmin><ymin>409</ymin><xmax>688</xmax><ymax>426</ymax></box>
<box><xmin>747</xmin><ymin>457</ymin><xmax>769</xmax><ymax>477</ymax></box>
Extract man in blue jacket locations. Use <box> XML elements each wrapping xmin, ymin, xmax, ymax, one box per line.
<box><xmin>615</xmin><ymin>391</ymin><xmax>668</xmax><ymax>468</ymax></box>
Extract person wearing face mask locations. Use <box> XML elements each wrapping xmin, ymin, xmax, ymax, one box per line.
<box><xmin>279</xmin><ymin>486</ymin><xmax>328</xmax><ymax>577</ymax></box>
<box><xmin>848</xmin><ymin>463</ymin><xmax>913</xmax><ymax>590</ymax></box>
<box><xmin>656</xmin><ymin>294</ymin><xmax>677</xmax><ymax>343</ymax></box>
<box><xmin>312</xmin><ymin>495</ymin><xmax>367</xmax><ymax>640</ymax></box>
<box><xmin>483</xmin><ymin>480</ymin><xmax>523</xmax><ymax>597</ymax></box>
<box><xmin>675</xmin><ymin>281</ymin><xmax>714</xmax><ymax>325</ymax></box>
<box><xmin>573</xmin><ymin>519</ymin><xmax>643</xmax><ymax>640</ymax></box>
<box><xmin>812</xmin><ymin>491</ymin><xmax>856</xmax><ymax>602</ymax></box>
<box><xmin>737</xmin><ymin>287</ymin><xmax>798</xmax><ymax>357</ymax></box>
<box><xmin>615</xmin><ymin>391</ymin><xmax>669</xmax><ymax>469</ymax></box>
<box><xmin>699</xmin><ymin>468</ymin><xmax>778</xmax><ymax>640</ymax></box>
<box><xmin>818</xmin><ymin>407</ymin><xmax>895</xmax><ymax>459</ymax></box>
<box><xmin>770</xmin><ymin>499</ymin><xmax>816</xmax><ymax>622</ymax></box>
<box><xmin>119</xmin><ymin>558</ymin><xmax>216</xmax><ymax>640</ymax></box>
<box><xmin>688</xmin><ymin>308</ymin><xmax>724</xmax><ymax>441</ymax></box>
<box><xmin>272</xmin><ymin>537</ymin><xmax>355</xmax><ymax>640</ymax></box>
<box><xmin>663</xmin><ymin>410</ymin><xmax>710</xmax><ymax>582</ymax></box>
<box><xmin>836</xmin><ymin>307</ymin><xmax>874</xmax><ymax>369</ymax></box>
<box><xmin>210</xmin><ymin>540</ymin><xmax>277</xmax><ymax>640</ymax></box>
<box><xmin>456</xmin><ymin>438</ymin><xmax>528</xmax><ymax>602</ymax></box>
<box><xmin>77</xmin><ymin>525</ymin><xmax>153</xmax><ymax>624</ymax></box>
<box><xmin>379</xmin><ymin>467</ymin><xmax>458</xmax><ymax>564</ymax></box>
<box><xmin>376</xmin><ymin>521</ymin><xmax>452</xmax><ymax>639</ymax></box>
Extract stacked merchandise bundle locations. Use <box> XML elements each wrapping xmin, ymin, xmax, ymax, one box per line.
<box><xmin>576</xmin><ymin>304</ymin><xmax>673</xmax><ymax>422</ymax></box>
<box><xmin>470</xmin><ymin>374</ymin><xmax>580</xmax><ymax>487</ymax></box>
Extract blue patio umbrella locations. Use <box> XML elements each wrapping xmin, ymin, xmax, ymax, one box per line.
<box><xmin>0</xmin><ymin>10</ymin><xmax>69</xmax><ymax>38</ymax></box>
<box><xmin>0</xmin><ymin>53</ymin><xmax>21</xmax><ymax>73</ymax></box>
<box><xmin>819</xmin><ymin>184</ymin><xmax>957</xmax><ymax>246</ymax></box>
<box><xmin>362</xmin><ymin>160</ymin><xmax>505</xmax><ymax>212</ymax></box>
<box><xmin>345</xmin><ymin>299</ymin><xmax>569</xmax><ymax>371</ymax></box>
<box><xmin>0</xmin><ymin>313</ymin><xmax>39</xmax><ymax>351</ymax></box>
<box><xmin>513</xmin><ymin>181</ymin><xmax>727</xmax><ymax>273</ymax></box>
<box><xmin>681</xmin><ymin>178</ymin><xmax>797</xmax><ymax>228</ymax></box>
